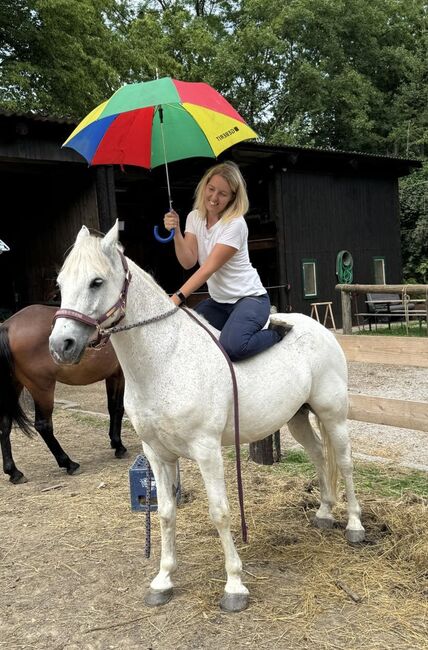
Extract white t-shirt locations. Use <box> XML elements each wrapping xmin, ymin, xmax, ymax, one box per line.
<box><xmin>185</xmin><ymin>210</ymin><xmax>266</xmax><ymax>303</ymax></box>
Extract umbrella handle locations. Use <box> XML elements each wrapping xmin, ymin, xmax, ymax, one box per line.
<box><xmin>154</xmin><ymin>225</ymin><xmax>175</xmax><ymax>243</ymax></box>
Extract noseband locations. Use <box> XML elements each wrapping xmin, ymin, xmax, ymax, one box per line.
<box><xmin>53</xmin><ymin>250</ymin><xmax>132</xmax><ymax>348</ymax></box>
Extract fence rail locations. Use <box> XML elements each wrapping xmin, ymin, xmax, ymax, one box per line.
<box><xmin>334</xmin><ymin>333</ymin><xmax>428</xmax><ymax>433</ymax></box>
<box><xmin>335</xmin><ymin>283</ymin><xmax>428</xmax><ymax>334</ymax></box>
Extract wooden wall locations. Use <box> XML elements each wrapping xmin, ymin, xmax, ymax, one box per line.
<box><xmin>281</xmin><ymin>171</ymin><xmax>402</xmax><ymax>319</ymax></box>
<box><xmin>0</xmin><ymin>165</ymin><xmax>99</xmax><ymax>314</ymax></box>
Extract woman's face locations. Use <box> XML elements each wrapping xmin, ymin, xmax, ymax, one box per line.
<box><xmin>204</xmin><ymin>174</ymin><xmax>234</xmax><ymax>220</ymax></box>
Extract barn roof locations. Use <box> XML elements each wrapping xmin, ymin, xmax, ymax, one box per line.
<box><xmin>0</xmin><ymin>108</ymin><xmax>422</xmax><ymax>177</ymax></box>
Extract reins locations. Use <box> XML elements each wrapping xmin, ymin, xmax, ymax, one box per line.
<box><xmin>101</xmin><ymin>303</ymin><xmax>248</xmax><ymax>544</ymax></box>
<box><xmin>180</xmin><ymin>305</ymin><xmax>248</xmax><ymax>544</ymax></box>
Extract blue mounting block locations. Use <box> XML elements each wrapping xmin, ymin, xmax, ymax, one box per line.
<box><xmin>129</xmin><ymin>454</ymin><xmax>182</xmax><ymax>512</ymax></box>
<box><xmin>129</xmin><ymin>454</ymin><xmax>158</xmax><ymax>512</ymax></box>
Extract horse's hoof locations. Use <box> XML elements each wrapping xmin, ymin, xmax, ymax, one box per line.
<box><xmin>346</xmin><ymin>528</ymin><xmax>366</xmax><ymax>544</ymax></box>
<box><xmin>66</xmin><ymin>461</ymin><xmax>80</xmax><ymax>475</ymax></box>
<box><xmin>114</xmin><ymin>446</ymin><xmax>127</xmax><ymax>459</ymax></box>
<box><xmin>10</xmin><ymin>473</ymin><xmax>28</xmax><ymax>485</ymax></box>
<box><xmin>220</xmin><ymin>592</ymin><xmax>249</xmax><ymax>613</ymax></box>
<box><xmin>144</xmin><ymin>588</ymin><xmax>173</xmax><ymax>607</ymax></box>
<box><xmin>314</xmin><ymin>516</ymin><xmax>335</xmax><ymax>529</ymax></box>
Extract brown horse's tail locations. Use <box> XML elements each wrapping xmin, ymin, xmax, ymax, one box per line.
<box><xmin>0</xmin><ymin>326</ymin><xmax>34</xmax><ymax>437</ymax></box>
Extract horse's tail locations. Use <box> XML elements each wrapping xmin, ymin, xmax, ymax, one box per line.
<box><xmin>316</xmin><ymin>417</ymin><xmax>338</xmax><ymax>501</ymax></box>
<box><xmin>0</xmin><ymin>326</ymin><xmax>34</xmax><ymax>437</ymax></box>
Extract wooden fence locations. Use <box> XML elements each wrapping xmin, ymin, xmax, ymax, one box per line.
<box><xmin>336</xmin><ymin>334</ymin><xmax>428</xmax><ymax>433</ymax></box>
<box><xmin>336</xmin><ymin>283</ymin><xmax>427</xmax><ymax>334</ymax></box>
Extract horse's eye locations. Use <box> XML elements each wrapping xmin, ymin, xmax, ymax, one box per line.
<box><xmin>90</xmin><ymin>278</ymin><xmax>104</xmax><ymax>289</ymax></box>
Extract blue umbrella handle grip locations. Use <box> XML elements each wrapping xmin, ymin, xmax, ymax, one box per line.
<box><xmin>154</xmin><ymin>225</ymin><xmax>175</xmax><ymax>243</ymax></box>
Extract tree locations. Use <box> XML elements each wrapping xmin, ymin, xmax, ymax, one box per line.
<box><xmin>400</xmin><ymin>163</ymin><xmax>428</xmax><ymax>283</ymax></box>
<box><xmin>0</xmin><ymin>0</ymin><xmax>140</xmax><ymax>118</ymax></box>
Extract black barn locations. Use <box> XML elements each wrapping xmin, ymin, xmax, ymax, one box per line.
<box><xmin>0</xmin><ymin>111</ymin><xmax>421</xmax><ymax>325</ymax></box>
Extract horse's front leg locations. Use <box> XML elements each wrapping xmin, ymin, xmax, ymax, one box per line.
<box><xmin>143</xmin><ymin>443</ymin><xmax>178</xmax><ymax>607</ymax></box>
<box><xmin>34</xmin><ymin>402</ymin><xmax>80</xmax><ymax>475</ymax></box>
<box><xmin>197</xmin><ymin>448</ymin><xmax>249</xmax><ymax>612</ymax></box>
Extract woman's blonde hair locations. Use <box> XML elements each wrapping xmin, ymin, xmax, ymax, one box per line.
<box><xmin>193</xmin><ymin>161</ymin><xmax>249</xmax><ymax>222</ymax></box>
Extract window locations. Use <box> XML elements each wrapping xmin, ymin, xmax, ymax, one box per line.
<box><xmin>373</xmin><ymin>257</ymin><xmax>385</xmax><ymax>284</ymax></box>
<box><xmin>302</xmin><ymin>259</ymin><xmax>317</xmax><ymax>298</ymax></box>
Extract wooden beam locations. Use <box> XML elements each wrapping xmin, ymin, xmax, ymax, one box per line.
<box><xmin>336</xmin><ymin>334</ymin><xmax>428</xmax><ymax>367</ymax></box>
<box><xmin>336</xmin><ymin>283</ymin><xmax>427</xmax><ymax>295</ymax></box>
<box><xmin>348</xmin><ymin>394</ymin><xmax>428</xmax><ymax>432</ymax></box>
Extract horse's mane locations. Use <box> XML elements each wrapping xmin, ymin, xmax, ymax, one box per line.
<box><xmin>59</xmin><ymin>232</ymin><xmax>168</xmax><ymax>301</ymax></box>
<box><xmin>59</xmin><ymin>234</ymin><xmax>118</xmax><ymax>282</ymax></box>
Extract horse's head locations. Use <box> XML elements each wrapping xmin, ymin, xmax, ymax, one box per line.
<box><xmin>49</xmin><ymin>221</ymin><xmax>128</xmax><ymax>364</ymax></box>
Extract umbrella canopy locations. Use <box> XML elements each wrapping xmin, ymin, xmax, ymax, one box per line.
<box><xmin>63</xmin><ymin>77</ymin><xmax>257</xmax><ymax>169</ymax></box>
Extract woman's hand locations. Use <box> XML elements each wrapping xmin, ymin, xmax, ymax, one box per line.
<box><xmin>164</xmin><ymin>209</ymin><xmax>180</xmax><ymax>232</ymax></box>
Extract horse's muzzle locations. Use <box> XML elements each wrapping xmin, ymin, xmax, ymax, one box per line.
<box><xmin>49</xmin><ymin>320</ymin><xmax>93</xmax><ymax>365</ymax></box>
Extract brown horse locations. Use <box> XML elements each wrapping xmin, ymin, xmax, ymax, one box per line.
<box><xmin>0</xmin><ymin>305</ymin><xmax>126</xmax><ymax>484</ymax></box>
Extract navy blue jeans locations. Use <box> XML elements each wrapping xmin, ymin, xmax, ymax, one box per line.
<box><xmin>194</xmin><ymin>293</ymin><xmax>280</xmax><ymax>361</ymax></box>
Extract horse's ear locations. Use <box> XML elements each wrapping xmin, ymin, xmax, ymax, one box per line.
<box><xmin>101</xmin><ymin>220</ymin><xmax>119</xmax><ymax>256</ymax></box>
<box><xmin>75</xmin><ymin>226</ymin><xmax>90</xmax><ymax>244</ymax></box>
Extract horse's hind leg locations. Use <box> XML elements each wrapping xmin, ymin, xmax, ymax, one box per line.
<box><xmin>0</xmin><ymin>414</ymin><xmax>27</xmax><ymax>484</ymax></box>
<box><xmin>316</xmin><ymin>410</ymin><xmax>365</xmax><ymax>543</ymax></box>
<box><xmin>32</xmin><ymin>393</ymin><xmax>80</xmax><ymax>475</ymax></box>
<box><xmin>105</xmin><ymin>371</ymin><xmax>126</xmax><ymax>458</ymax></box>
<box><xmin>287</xmin><ymin>408</ymin><xmax>337</xmax><ymax>527</ymax></box>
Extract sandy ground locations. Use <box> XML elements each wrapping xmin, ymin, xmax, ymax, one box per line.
<box><xmin>1</xmin><ymin>360</ymin><xmax>427</xmax><ymax>650</ymax></box>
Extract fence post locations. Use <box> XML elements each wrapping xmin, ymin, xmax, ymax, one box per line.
<box><xmin>341</xmin><ymin>289</ymin><xmax>353</xmax><ymax>334</ymax></box>
<box><xmin>249</xmin><ymin>434</ymin><xmax>274</xmax><ymax>465</ymax></box>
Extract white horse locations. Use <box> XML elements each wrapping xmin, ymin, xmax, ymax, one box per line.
<box><xmin>49</xmin><ymin>222</ymin><xmax>365</xmax><ymax>612</ymax></box>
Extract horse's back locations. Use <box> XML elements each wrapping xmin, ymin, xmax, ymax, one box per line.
<box><xmin>218</xmin><ymin>311</ymin><xmax>347</xmax><ymax>443</ymax></box>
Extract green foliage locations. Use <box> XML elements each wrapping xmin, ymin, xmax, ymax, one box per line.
<box><xmin>354</xmin><ymin>464</ymin><xmax>428</xmax><ymax>498</ymax></box>
<box><xmin>0</xmin><ymin>0</ymin><xmax>140</xmax><ymax>118</ymax></box>
<box><xmin>400</xmin><ymin>162</ymin><xmax>428</xmax><ymax>283</ymax></box>
<box><xmin>355</xmin><ymin>322</ymin><xmax>427</xmax><ymax>337</ymax></box>
<box><xmin>0</xmin><ymin>1</ymin><xmax>426</xmax><ymax>275</ymax></box>
<box><xmin>1</xmin><ymin>0</ymin><xmax>426</xmax><ymax>153</ymax></box>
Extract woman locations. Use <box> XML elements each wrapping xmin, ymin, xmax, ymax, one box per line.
<box><xmin>164</xmin><ymin>161</ymin><xmax>287</xmax><ymax>361</ymax></box>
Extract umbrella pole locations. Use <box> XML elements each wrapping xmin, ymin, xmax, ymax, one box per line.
<box><xmin>153</xmin><ymin>106</ymin><xmax>175</xmax><ymax>243</ymax></box>
<box><xmin>159</xmin><ymin>106</ymin><xmax>173</xmax><ymax>211</ymax></box>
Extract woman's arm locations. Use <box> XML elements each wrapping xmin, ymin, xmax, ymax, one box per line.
<box><xmin>164</xmin><ymin>210</ymin><xmax>198</xmax><ymax>269</ymax></box>
<box><xmin>171</xmin><ymin>243</ymin><xmax>237</xmax><ymax>305</ymax></box>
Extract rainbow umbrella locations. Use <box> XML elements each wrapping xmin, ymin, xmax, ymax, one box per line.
<box><xmin>63</xmin><ymin>77</ymin><xmax>257</xmax><ymax>241</ymax></box>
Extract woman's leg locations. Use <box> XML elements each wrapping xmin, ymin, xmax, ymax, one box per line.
<box><xmin>219</xmin><ymin>294</ymin><xmax>280</xmax><ymax>361</ymax></box>
<box><xmin>194</xmin><ymin>298</ymin><xmax>233</xmax><ymax>330</ymax></box>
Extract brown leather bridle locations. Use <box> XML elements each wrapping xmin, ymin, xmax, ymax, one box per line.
<box><xmin>53</xmin><ymin>250</ymin><xmax>132</xmax><ymax>348</ymax></box>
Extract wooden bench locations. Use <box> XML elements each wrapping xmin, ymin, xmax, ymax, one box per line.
<box><xmin>356</xmin><ymin>292</ymin><xmax>421</xmax><ymax>330</ymax></box>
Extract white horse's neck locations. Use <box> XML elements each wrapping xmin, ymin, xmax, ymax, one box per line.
<box><xmin>123</xmin><ymin>258</ymin><xmax>174</xmax><ymax>323</ymax></box>
<box><xmin>109</xmin><ymin>256</ymin><xmax>182</xmax><ymax>380</ymax></box>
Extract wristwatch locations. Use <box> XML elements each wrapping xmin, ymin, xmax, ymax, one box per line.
<box><xmin>175</xmin><ymin>291</ymin><xmax>186</xmax><ymax>305</ymax></box>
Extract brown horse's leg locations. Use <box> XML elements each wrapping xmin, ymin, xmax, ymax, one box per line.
<box><xmin>105</xmin><ymin>370</ymin><xmax>127</xmax><ymax>458</ymax></box>
<box><xmin>32</xmin><ymin>394</ymin><xmax>80</xmax><ymax>475</ymax></box>
<box><xmin>0</xmin><ymin>412</ymin><xmax>28</xmax><ymax>484</ymax></box>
